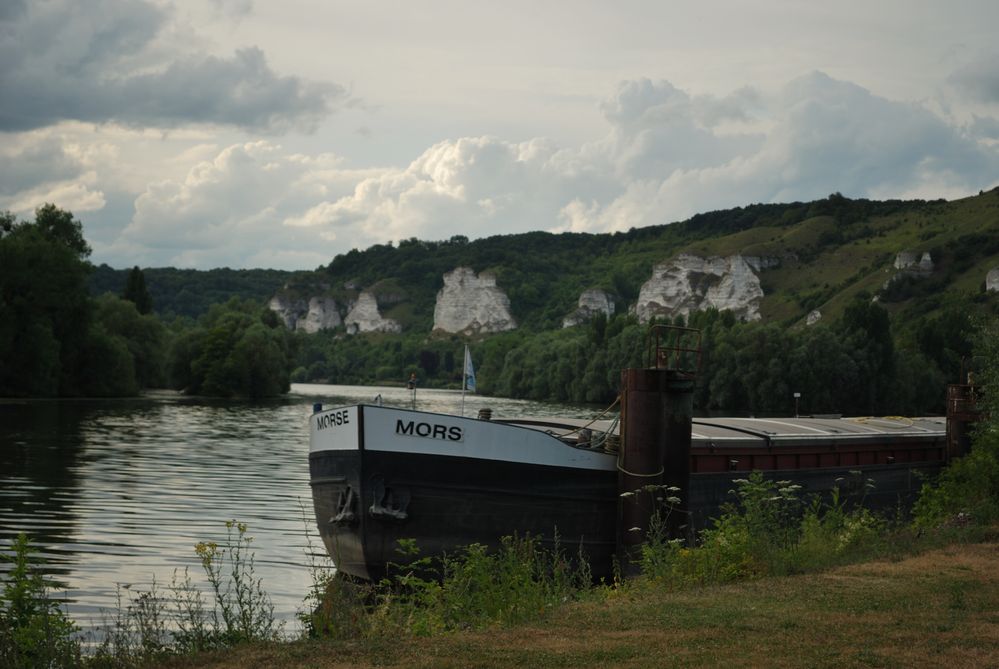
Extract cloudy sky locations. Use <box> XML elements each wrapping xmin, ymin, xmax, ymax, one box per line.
<box><xmin>3</xmin><ymin>0</ymin><xmax>999</xmax><ymax>270</ymax></box>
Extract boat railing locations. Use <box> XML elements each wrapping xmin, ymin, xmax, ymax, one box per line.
<box><xmin>946</xmin><ymin>383</ymin><xmax>981</xmax><ymax>419</ymax></box>
<box><xmin>647</xmin><ymin>324</ymin><xmax>701</xmax><ymax>375</ymax></box>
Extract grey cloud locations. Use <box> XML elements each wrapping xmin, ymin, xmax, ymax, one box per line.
<box><xmin>970</xmin><ymin>115</ymin><xmax>999</xmax><ymax>139</ymax></box>
<box><xmin>112</xmin><ymin>47</ymin><xmax>338</xmax><ymax>132</ymax></box>
<box><xmin>560</xmin><ymin>72</ymin><xmax>999</xmax><ymax>234</ymax></box>
<box><xmin>0</xmin><ymin>0</ymin><xmax>342</xmax><ymax>132</ymax></box>
<box><xmin>949</xmin><ymin>55</ymin><xmax>999</xmax><ymax>104</ymax></box>
<box><xmin>0</xmin><ymin>0</ymin><xmax>26</xmax><ymax>21</ymax></box>
<box><xmin>209</xmin><ymin>0</ymin><xmax>254</xmax><ymax>21</ymax></box>
<box><xmin>772</xmin><ymin>71</ymin><xmax>993</xmax><ymax>196</ymax></box>
<box><xmin>0</xmin><ymin>138</ymin><xmax>85</xmax><ymax>196</ymax></box>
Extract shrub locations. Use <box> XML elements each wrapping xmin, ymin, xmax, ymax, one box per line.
<box><xmin>0</xmin><ymin>533</ymin><xmax>80</xmax><ymax>669</ymax></box>
<box><xmin>343</xmin><ymin>534</ymin><xmax>593</xmax><ymax>638</ymax></box>
<box><xmin>638</xmin><ymin>473</ymin><xmax>898</xmax><ymax>586</ymax></box>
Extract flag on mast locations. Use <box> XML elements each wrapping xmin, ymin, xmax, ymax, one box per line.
<box><xmin>463</xmin><ymin>345</ymin><xmax>476</xmax><ymax>393</ymax></box>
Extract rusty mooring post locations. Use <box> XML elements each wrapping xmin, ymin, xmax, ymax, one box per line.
<box><xmin>946</xmin><ymin>378</ymin><xmax>982</xmax><ymax>460</ymax></box>
<box><xmin>617</xmin><ymin>326</ymin><xmax>698</xmax><ymax>574</ymax></box>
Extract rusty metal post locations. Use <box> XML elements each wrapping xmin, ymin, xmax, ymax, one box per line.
<box><xmin>946</xmin><ymin>382</ymin><xmax>982</xmax><ymax>460</ymax></box>
<box><xmin>617</xmin><ymin>367</ymin><xmax>668</xmax><ymax>572</ymax></box>
<box><xmin>617</xmin><ymin>325</ymin><xmax>698</xmax><ymax>575</ymax></box>
<box><xmin>662</xmin><ymin>372</ymin><xmax>694</xmax><ymax>532</ymax></box>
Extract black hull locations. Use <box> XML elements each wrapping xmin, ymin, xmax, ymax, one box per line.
<box><xmin>311</xmin><ymin>449</ymin><xmax>618</xmax><ymax>580</ymax></box>
<box><xmin>311</xmin><ymin>450</ymin><xmax>941</xmax><ymax>580</ymax></box>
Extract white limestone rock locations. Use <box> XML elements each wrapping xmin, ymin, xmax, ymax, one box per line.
<box><xmin>302</xmin><ymin>297</ymin><xmax>343</xmax><ymax>333</ymax></box>
<box><xmin>344</xmin><ymin>291</ymin><xmax>401</xmax><ymax>334</ymax></box>
<box><xmin>268</xmin><ymin>295</ymin><xmax>305</xmax><ymax>330</ymax></box>
<box><xmin>563</xmin><ymin>289</ymin><xmax>615</xmax><ymax>328</ymax></box>
<box><xmin>884</xmin><ymin>250</ymin><xmax>935</xmax><ymax>289</ymax></box>
<box><xmin>894</xmin><ymin>251</ymin><xmax>918</xmax><ymax>270</ymax></box>
<box><xmin>893</xmin><ymin>250</ymin><xmax>934</xmax><ymax>273</ymax></box>
<box><xmin>806</xmin><ymin>309</ymin><xmax>822</xmax><ymax>326</ymax></box>
<box><xmin>633</xmin><ymin>254</ymin><xmax>764</xmax><ymax>323</ymax></box>
<box><xmin>268</xmin><ymin>295</ymin><xmax>343</xmax><ymax>332</ymax></box>
<box><xmin>987</xmin><ymin>267</ymin><xmax>999</xmax><ymax>292</ymax></box>
<box><xmin>433</xmin><ymin>267</ymin><xmax>517</xmax><ymax>334</ymax></box>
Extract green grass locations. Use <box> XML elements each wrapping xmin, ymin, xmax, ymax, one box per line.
<box><xmin>147</xmin><ymin>536</ymin><xmax>999</xmax><ymax>669</ymax></box>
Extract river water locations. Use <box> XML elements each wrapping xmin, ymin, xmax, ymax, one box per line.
<box><xmin>0</xmin><ymin>384</ymin><xmax>600</xmax><ymax>634</ymax></box>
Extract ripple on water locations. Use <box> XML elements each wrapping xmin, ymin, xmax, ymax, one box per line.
<box><xmin>0</xmin><ymin>384</ymin><xmax>602</xmax><ymax>631</ymax></box>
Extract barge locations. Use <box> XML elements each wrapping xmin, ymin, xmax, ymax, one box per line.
<box><xmin>309</xmin><ymin>404</ymin><xmax>945</xmax><ymax>580</ymax></box>
<box><xmin>309</xmin><ymin>325</ymin><xmax>957</xmax><ymax>580</ymax></box>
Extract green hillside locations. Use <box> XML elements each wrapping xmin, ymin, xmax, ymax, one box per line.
<box><xmin>78</xmin><ymin>190</ymin><xmax>999</xmax><ymax>413</ymax></box>
<box><xmin>89</xmin><ymin>266</ymin><xmax>298</xmax><ymax>320</ymax></box>
<box><xmin>276</xmin><ymin>189</ymin><xmax>999</xmax><ymax>335</ymax></box>
<box><xmin>92</xmin><ymin>190</ymin><xmax>999</xmax><ymax>331</ymax></box>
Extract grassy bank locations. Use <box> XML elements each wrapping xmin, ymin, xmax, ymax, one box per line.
<box><xmin>151</xmin><ymin>534</ymin><xmax>999</xmax><ymax>669</ymax></box>
<box><xmin>5</xmin><ymin>468</ymin><xmax>999</xmax><ymax>668</ymax></box>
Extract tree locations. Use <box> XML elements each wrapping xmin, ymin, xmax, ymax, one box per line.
<box><xmin>33</xmin><ymin>203</ymin><xmax>91</xmax><ymax>258</ymax></box>
<box><xmin>167</xmin><ymin>299</ymin><xmax>294</xmax><ymax>398</ymax></box>
<box><xmin>122</xmin><ymin>266</ymin><xmax>153</xmax><ymax>315</ymax></box>
<box><xmin>93</xmin><ymin>294</ymin><xmax>168</xmax><ymax>388</ymax></box>
<box><xmin>0</xmin><ymin>218</ymin><xmax>91</xmax><ymax>396</ymax></box>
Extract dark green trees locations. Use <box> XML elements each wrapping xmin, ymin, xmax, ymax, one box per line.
<box><xmin>167</xmin><ymin>299</ymin><xmax>295</xmax><ymax>398</ymax></box>
<box><xmin>0</xmin><ymin>206</ymin><xmax>93</xmax><ymax>396</ymax></box>
<box><xmin>0</xmin><ymin>206</ymin><xmax>169</xmax><ymax>397</ymax></box>
<box><xmin>122</xmin><ymin>266</ymin><xmax>153</xmax><ymax>314</ymax></box>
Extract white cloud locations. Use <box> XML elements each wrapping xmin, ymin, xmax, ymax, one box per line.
<box><xmin>105</xmin><ymin>141</ymin><xmax>363</xmax><ymax>268</ymax></box>
<box><xmin>277</xmin><ymin>73</ymin><xmax>999</xmax><ymax>244</ymax></box>
<box><xmin>31</xmin><ymin>72</ymin><xmax>999</xmax><ymax>269</ymax></box>
<box><xmin>0</xmin><ymin>0</ymin><xmax>342</xmax><ymax>132</ymax></box>
<box><xmin>555</xmin><ymin>72</ymin><xmax>999</xmax><ymax>232</ymax></box>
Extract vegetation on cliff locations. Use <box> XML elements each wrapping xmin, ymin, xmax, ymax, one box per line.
<box><xmin>9</xmin><ymin>189</ymin><xmax>999</xmax><ymax>405</ymax></box>
<box><xmin>285</xmin><ymin>189</ymin><xmax>998</xmax><ymax>414</ymax></box>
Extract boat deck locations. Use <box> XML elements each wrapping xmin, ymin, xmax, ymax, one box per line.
<box><xmin>497</xmin><ymin>414</ymin><xmax>947</xmax><ymax>473</ymax></box>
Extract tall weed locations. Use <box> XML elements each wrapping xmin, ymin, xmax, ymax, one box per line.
<box><xmin>0</xmin><ymin>533</ymin><xmax>80</xmax><ymax>669</ymax></box>
<box><xmin>298</xmin><ymin>506</ymin><xmax>370</xmax><ymax>641</ymax></box>
<box><xmin>638</xmin><ymin>472</ymin><xmax>897</xmax><ymax>586</ymax></box>
<box><xmin>914</xmin><ymin>317</ymin><xmax>999</xmax><ymax>530</ymax></box>
<box><xmin>89</xmin><ymin>520</ymin><xmax>281</xmax><ymax>666</ymax></box>
<box><xmin>358</xmin><ymin>533</ymin><xmax>592</xmax><ymax>637</ymax></box>
<box><xmin>914</xmin><ymin>430</ymin><xmax>999</xmax><ymax>528</ymax></box>
<box><xmin>194</xmin><ymin>520</ymin><xmax>280</xmax><ymax>645</ymax></box>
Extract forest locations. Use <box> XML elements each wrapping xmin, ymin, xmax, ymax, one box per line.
<box><xmin>291</xmin><ymin>300</ymin><xmax>962</xmax><ymax>416</ymax></box>
<box><xmin>0</xmin><ymin>206</ymin><xmax>295</xmax><ymax>399</ymax></box>
<box><xmin>3</xmin><ymin>192</ymin><xmax>998</xmax><ymax>414</ymax></box>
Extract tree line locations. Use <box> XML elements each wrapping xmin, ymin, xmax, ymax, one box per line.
<box><xmin>0</xmin><ymin>206</ymin><xmax>296</xmax><ymax>399</ymax></box>
<box><xmin>292</xmin><ymin>298</ymin><xmax>969</xmax><ymax>416</ymax></box>
<box><xmin>0</xmin><ymin>204</ymin><xmax>985</xmax><ymax>414</ymax></box>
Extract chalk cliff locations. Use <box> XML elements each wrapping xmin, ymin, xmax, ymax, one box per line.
<box><xmin>634</xmin><ymin>254</ymin><xmax>764</xmax><ymax>323</ymax></box>
<box><xmin>433</xmin><ymin>267</ymin><xmax>517</xmax><ymax>334</ymax></box>
<box><xmin>344</xmin><ymin>291</ymin><xmax>401</xmax><ymax>334</ymax></box>
<box><xmin>893</xmin><ymin>251</ymin><xmax>934</xmax><ymax>272</ymax></box>
<box><xmin>268</xmin><ymin>295</ymin><xmax>343</xmax><ymax>333</ymax></box>
<box><xmin>563</xmin><ymin>289</ymin><xmax>615</xmax><ymax>328</ymax></box>
<box><xmin>884</xmin><ymin>250</ymin><xmax>935</xmax><ymax>289</ymax></box>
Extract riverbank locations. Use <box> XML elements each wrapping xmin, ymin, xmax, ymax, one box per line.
<box><xmin>153</xmin><ymin>535</ymin><xmax>999</xmax><ymax>669</ymax></box>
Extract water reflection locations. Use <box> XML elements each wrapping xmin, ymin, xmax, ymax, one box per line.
<box><xmin>0</xmin><ymin>385</ymin><xmax>600</xmax><ymax>632</ymax></box>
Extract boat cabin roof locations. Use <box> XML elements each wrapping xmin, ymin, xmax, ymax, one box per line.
<box><xmin>500</xmin><ymin>414</ymin><xmax>945</xmax><ymax>446</ymax></box>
